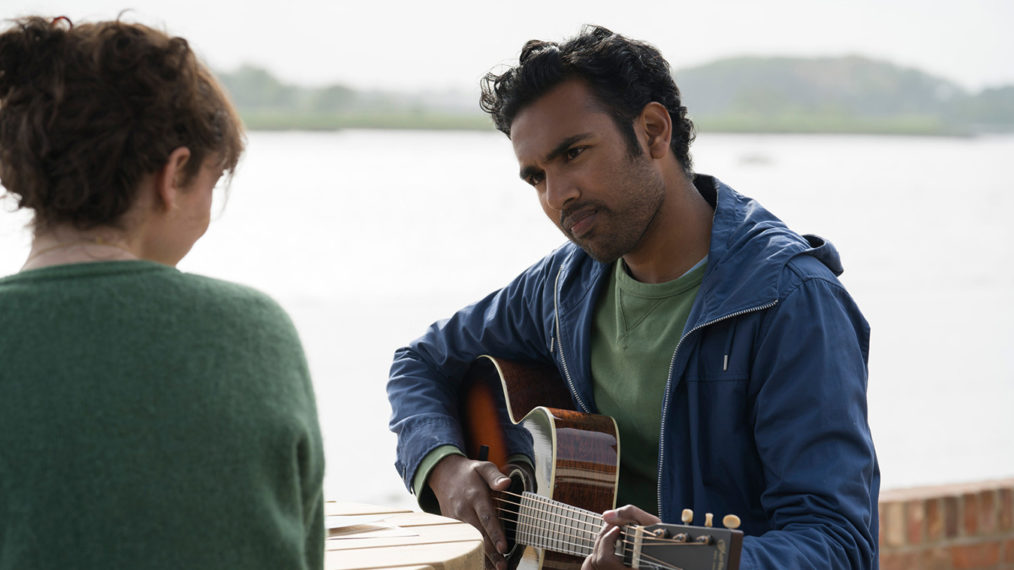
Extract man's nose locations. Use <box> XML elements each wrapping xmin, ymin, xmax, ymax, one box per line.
<box><xmin>544</xmin><ymin>173</ymin><xmax>579</xmax><ymax>211</ymax></box>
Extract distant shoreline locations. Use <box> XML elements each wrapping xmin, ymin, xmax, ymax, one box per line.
<box><xmin>221</xmin><ymin>55</ymin><xmax>1014</xmax><ymax>138</ymax></box>
<box><xmin>238</xmin><ymin>112</ymin><xmax>1000</xmax><ymax>137</ymax></box>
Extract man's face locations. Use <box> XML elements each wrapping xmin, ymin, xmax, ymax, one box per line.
<box><xmin>510</xmin><ymin>80</ymin><xmax>665</xmax><ymax>263</ymax></box>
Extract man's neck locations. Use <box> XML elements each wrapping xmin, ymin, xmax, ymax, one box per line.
<box><xmin>622</xmin><ymin>174</ymin><xmax>713</xmax><ymax>284</ymax></box>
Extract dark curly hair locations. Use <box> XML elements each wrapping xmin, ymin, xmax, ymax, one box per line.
<box><xmin>0</xmin><ymin>16</ymin><xmax>244</xmax><ymax>230</ymax></box>
<box><xmin>480</xmin><ymin>25</ymin><xmax>695</xmax><ymax>175</ymax></box>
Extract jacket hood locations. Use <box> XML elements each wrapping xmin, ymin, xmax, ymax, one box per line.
<box><xmin>690</xmin><ymin>175</ymin><xmax>843</xmax><ymax>325</ymax></box>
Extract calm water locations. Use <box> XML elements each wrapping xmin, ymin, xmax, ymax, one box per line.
<box><xmin>2</xmin><ymin>130</ymin><xmax>1012</xmax><ymax>508</ymax></box>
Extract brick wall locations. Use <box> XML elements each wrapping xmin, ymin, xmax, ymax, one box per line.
<box><xmin>879</xmin><ymin>478</ymin><xmax>1014</xmax><ymax>569</ymax></box>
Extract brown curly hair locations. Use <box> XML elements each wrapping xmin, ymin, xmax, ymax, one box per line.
<box><xmin>0</xmin><ymin>16</ymin><xmax>244</xmax><ymax>230</ymax></box>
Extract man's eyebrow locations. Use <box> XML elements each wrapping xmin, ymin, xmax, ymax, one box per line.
<box><xmin>518</xmin><ymin>133</ymin><xmax>592</xmax><ymax>181</ymax></box>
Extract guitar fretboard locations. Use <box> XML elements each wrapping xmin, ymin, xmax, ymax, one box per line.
<box><xmin>500</xmin><ymin>490</ymin><xmax>735</xmax><ymax>570</ymax></box>
<box><xmin>514</xmin><ymin>491</ymin><xmax>604</xmax><ymax>558</ymax></box>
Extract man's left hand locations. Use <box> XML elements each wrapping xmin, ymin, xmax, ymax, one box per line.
<box><xmin>581</xmin><ymin>505</ymin><xmax>661</xmax><ymax>570</ymax></box>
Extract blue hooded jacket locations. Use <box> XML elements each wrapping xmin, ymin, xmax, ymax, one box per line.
<box><xmin>388</xmin><ymin>175</ymin><xmax>879</xmax><ymax>569</ymax></box>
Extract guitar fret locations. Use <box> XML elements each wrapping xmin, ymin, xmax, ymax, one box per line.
<box><xmin>523</xmin><ymin>490</ymin><xmax>531</xmax><ymax>543</ymax></box>
<box><xmin>546</xmin><ymin>499</ymin><xmax>557</xmax><ymax>552</ymax></box>
<box><xmin>551</xmin><ymin>501</ymin><xmax>560</xmax><ymax>553</ymax></box>
<box><xmin>552</xmin><ymin>501</ymin><xmax>563</xmax><ymax>554</ymax></box>
<box><xmin>518</xmin><ymin>492</ymin><xmax>535</xmax><ymax>548</ymax></box>
<box><xmin>577</xmin><ymin>508</ymin><xmax>590</xmax><ymax>555</ymax></box>
<box><xmin>582</xmin><ymin>509</ymin><xmax>598</xmax><ymax>554</ymax></box>
<box><xmin>547</xmin><ymin>497</ymin><xmax>556</xmax><ymax>552</ymax></box>
<box><xmin>552</xmin><ymin>495</ymin><xmax>573</xmax><ymax>555</ymax></box>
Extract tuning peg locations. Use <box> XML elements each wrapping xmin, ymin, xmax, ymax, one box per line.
<box><xmin>704</xmin><ymin>513</ymin><xmax>713</xmax><ymax>527</ymax></box>
<box><xmin>722</xmin><ymin>514</ymin><xmax>741</xmax><ymax>530</ymax></box>
<box><xmin>681</xmin><ymin>509</ymin><xmax>693</xmax><ymax>525</ymax></box>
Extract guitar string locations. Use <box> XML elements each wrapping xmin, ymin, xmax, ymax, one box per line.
<box><xmin>494</xmin><ymin>491</ymin><xmax>600</xmax><ymax>544</ymax></box>
<box><xmin>494</xmin><ymin>504</ymin><xmax>687</xmax><ymax>570</ymax></box>
<box><xmin>492</xmin><ymin>493</ymin><xmax>702</xmax><ymax>569</ymax></box>
<box><xmin>494</xmin><ymin>488</ymin><xmax>715</xmax><ymax>565</ymax></box>
<box><xmin>494</xmin><ymin>503</ymin><xmax>692</xmax><ymax>557</ymax></box>
<box><xmin>494</xmin><ymin>491</ymin><xmax>688</xmax><ymax>546</ymax></box>
<box><xmin>494</xmin><ymin>503</ymin><xmax>595</xmax><ymax>550</ymax></box>
<box><xmin>490</xmin><ymin>486</ymin><xmax>713</xmax><ymax>567</ymax></box>
<box><xmin>493</xmin><ymin>492</ymin><xmax>699</xmax><ymax>550</ymax></box>
<box><xmin>493</xmin><ymin>504</ymin><xmax>683</xmax><ymax>570</ymax></box>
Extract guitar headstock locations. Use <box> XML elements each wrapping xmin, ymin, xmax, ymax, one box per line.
<box><xmin>618</xmin><ymin>510</ymin><xmax>743</xmax><ymax>570</ymax></box>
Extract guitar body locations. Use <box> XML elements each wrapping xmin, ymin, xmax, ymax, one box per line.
<box><xmin>461</xmin><ymin>356</ymin><xmax>743</xmax><ymax>570</ymax></box>
<box><xmin>461</xmin><ymin>355</ymin><xmax>620</xmax><ymax>569</ymax></box>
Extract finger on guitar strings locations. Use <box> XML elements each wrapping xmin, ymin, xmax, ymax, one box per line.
<box><xmin>474</xmin><ymin>501</ymin><xmax>508</xmax><ymax>570</ymax></box>
<box><xmin>582</xmin><ymin>524</ymin><xmax>625</xmax><ymax>570</ymax></box>
<box><xmin>474</xmin><ymin>460</ymin><xmax>513</xmax><ymax>554</ymax></box>
<box><xmin>429</xmin><ymin>455</ymin><xmax>512</xmax><ymax>569</ymax></box>
<box><xmin>602</xmin><ymin>504</ymin><xmax>661</xmax><ymax>527</ymax></box>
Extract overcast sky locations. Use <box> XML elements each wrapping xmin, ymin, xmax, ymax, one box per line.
<box><xmin>6</xmin><ymin>0</ymin><xmax>1013</xmax><ymax>93</ymax></box>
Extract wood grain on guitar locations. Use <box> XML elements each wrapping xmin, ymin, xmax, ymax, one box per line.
<box><xmin>460</xmin><ymin>355</ymin><xmax>743</xmax><ymax>570</ymax></box>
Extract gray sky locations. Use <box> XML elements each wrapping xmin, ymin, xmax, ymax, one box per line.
<box><xmin>6</xmin><ymin>0</ymin><xmax>1013</xmax><ymax>92</ymax></box>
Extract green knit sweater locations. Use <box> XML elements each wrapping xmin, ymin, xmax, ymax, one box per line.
<box><xmin>0</xmin><ymin>261</ymin><xmax>324</xmax><ymax>569</ymax></box>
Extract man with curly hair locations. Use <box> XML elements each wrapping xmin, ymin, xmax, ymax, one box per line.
<box><xmin>388</xmin><ymin>25</ymin><xmax>879</xmax><ymax>570</ymax></box>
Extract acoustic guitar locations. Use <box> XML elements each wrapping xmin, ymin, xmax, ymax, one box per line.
<box><xmin>460</xmin><ymin>355</ymin><xmax>743</xmax><ymax>570</ymax></box>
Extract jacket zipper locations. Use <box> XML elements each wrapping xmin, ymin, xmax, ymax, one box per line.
<box><xmin>656</xmin><ymin>300</ymin><xmax>778</xmax><ymax>519</ymax></box>
<box><xmin>553</xmin><ymin>267</ymin><xmax>591</xmax><ymax>413</ymax></box>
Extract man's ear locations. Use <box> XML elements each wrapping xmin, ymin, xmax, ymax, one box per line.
<box><xmin>639</xmin><ymin>102</ymin><xmax>672</xmax><ymax>159</ymax></box>
<box><xmin>153</xmin><ymin>147</ymin><xmax>192</xmax><ymax>212</ymax></box>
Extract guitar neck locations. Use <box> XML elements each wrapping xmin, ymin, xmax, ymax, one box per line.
<box><xmin>512</xmin><ymin>490</ymin><xmax>604</xmax><ymax>558</ymax></box>
<box><xmin>500</xmin><ymin>490</ymin><xmax>742</xmax><ymax>570</ymax></box>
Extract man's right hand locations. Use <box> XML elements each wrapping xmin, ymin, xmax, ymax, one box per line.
<box><xmin>428</xmin><ymin>454</ymin><xmax>513</xmax><ymax>570</ymax></box>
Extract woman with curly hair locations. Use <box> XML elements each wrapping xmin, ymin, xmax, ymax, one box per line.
<box><xmin>0</xmin><ymin>17</ymin><xmax>324</xmax><ymax>569</ymax></box>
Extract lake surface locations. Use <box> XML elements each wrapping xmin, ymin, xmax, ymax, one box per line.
<box><xmin>2</xmin><ymin>130</ymin><xmax>1012</xmax><ymax>508</ymax></box>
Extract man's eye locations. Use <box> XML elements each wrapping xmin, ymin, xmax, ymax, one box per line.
<box><xmin>526</xmin><ymin>173</ymin><xmax>545</xmax><ymax>186</ymax></box>
<box><xmin>565</xmin><ymin>147</ymin><xmax>585</xmax><ymax>160</ymax></box>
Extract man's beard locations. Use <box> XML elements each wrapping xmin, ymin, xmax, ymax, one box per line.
<box><xmin>562</xmin><ymin>157</ymin><xmax>665</xmax><ymax>264</ymax></box>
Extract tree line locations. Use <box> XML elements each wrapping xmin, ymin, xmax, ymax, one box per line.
<box><xmin>216</xmin><ymin>56</ymin><xmax>1014</xmax><ymax>135</ymax></box>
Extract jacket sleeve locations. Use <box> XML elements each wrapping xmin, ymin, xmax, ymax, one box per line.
<box><xmin>386</xmin><ymin>252</ymin><xmax>561</xmax><ymax>495</ymax></box>
<box><xmin>740</xmin><ymin>272</ymin><xmax>879</xmax><ymax>569</ymax></box>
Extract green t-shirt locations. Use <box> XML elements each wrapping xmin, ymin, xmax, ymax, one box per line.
<box><xmin>0</xmin><ymin>261</ymin><xmax>325</xmax><ymax>569</ymax></box>
<box><xmin>590</xmin><ymin>258</ymin><xmax>706</xmax><ymax>515</ymax></box>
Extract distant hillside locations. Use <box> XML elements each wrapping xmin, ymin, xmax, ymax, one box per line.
<box><xmin>677</xmin><ymin>55</ymin><xmax>1014</xmax><ymax>135</ymax></box>
<box><xmin>216</xmin><ymin>57</ymin><xmax>1014</xmax><ymax>135</ymax></box>
<box><xmin>217</xmin><ymin>65</ymin><xmax>486</xmax><ymax>131</ymax></box>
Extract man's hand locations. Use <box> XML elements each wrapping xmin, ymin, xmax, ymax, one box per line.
<box><xmin>581</xmin><ymin>505</ymin><xmax>661</xmax><ymax>570</ymax></box>
<box><xmin>428</xmin><ymin>454</ymin><xmax>512</xmax><ymax>570</ymax></box>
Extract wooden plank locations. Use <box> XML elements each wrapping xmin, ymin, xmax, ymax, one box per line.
<box><xmin>328</xmin><ymin>522</ymin><xmax>481</xmax><ymax>549</ymax></box>
<box><xmin>328</xmin><ymin>566</ymin><xmax>433</xmax><ymax>570</ymax></box>
<box><xmin>324</xmin><ymin>502</ymin><xmax>482</xmax><ymax>570</ymax></box>
<box><xmin>327</xmin><ymin>563</ymin><xmax>433</xmax><ymax>570</ymax></box>
<box><xmin>326</xmin><ymin>540</ymin><xmax>482</xmax><ymax>570</ymax></box>
<box><xmin>378</xmin><ymin>512</ymin><xmax>470</xmax><ymax>528</ymax></box>
<box><xmin>328</xmin><ymin>511</ymin><xmax>473</xmax><ymax>530</ymax></box>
